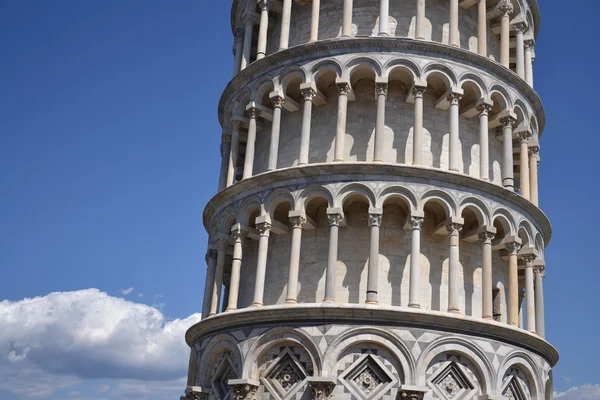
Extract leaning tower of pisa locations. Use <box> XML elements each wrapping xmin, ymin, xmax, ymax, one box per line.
<box><xmin>182</xmin><ymin>0</ymin><xmax>557</xmax><ymax>399</ymax></box>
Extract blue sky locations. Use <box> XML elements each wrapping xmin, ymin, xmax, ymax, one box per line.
<box><xmin>0</xmin><ymin>1</ymin><xmax>598</xmax><ymax>399</ymax></box>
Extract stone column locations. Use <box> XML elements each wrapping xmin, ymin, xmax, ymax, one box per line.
<box><xmin>506</xmin><ymin>241</ymin><xmax>521</xmax><ymax>326</ymax></box>
<box><xmin>285</xmin><ymin>213</ymin><xmax>305</xmax><ymax>304</ymax></box>
<box><xmin>201</xmin><ymin>249</ymin><xmax>218</xmax><ymax>318</ymax></box>
<box><xmin>298</xmin><ymin>87</ymin><xmax>316</xmax><ymax>166</ymax></box>
<box><xmin>529</xmin><ymin>146</ymin><xmax>540</xmax><ymax>207</ymax></box>
<box><xmin>374</xmin><ymin>83</ymin><xmax>388</xmax><ymax>162</ymax></box>
<box><xmin>518</xmin><ymin>131</ymin><xmax>531</xmax><ymax>200</ymax></box>
<box><xmin>477</xmin><ymin>0</ymin><xmax>487</xmax><ymax>56</ymax></box>
<box><xmin>342</xmin><ymin>0</ymin><xmax>353</xmax><ymax>37</ymax></box>
<box><xmin>267</xmin><ymin>94</ymin><xmax>284</xmax><ymax>171</ymax></box>
<box><xmin>366</xmin><ymin>210</ymin><xmax>382</xmax><ymax>304</ymax></box>
<box><xmin>221</xmin><ymin>273</ymin><xmax>231</xmax><ymax>312</ymax></box>
<box><xmin>478</xmin><ymin>103</ymin><xmax>492</xmax><ymax>180</ymax></box>
<box><xmin>408</xmin><ymin>216</ymin><xmax>424</xmax><ymax>308</ymax></box>
<box><xmin>448</xmin><ymin>92</ymin><xmax>462</xmax><ymax>172</ymax></box>
<box><xmin>515</xmin><ymin>23</ymin><xmax>526</xmax><ymax>79</ymax></box>
<box><xmin>310</xmin><ymin>0</ymin><xmax>321</xmax><ymax>42</ymax></box>
<box><xmin>218</xmin><ymin>133</ymin><xmax>231</xmax><ymax>191</ymax></box>
<box><xmin>379</xmin><ymin>0</ymin><xmax>390</xmax><ymax>36</ymax></box>
<box><xmin>242</xmin><ymin>106</ymin><xmax>260</xmax><ymax>180</ymax></box>
<box><xmin>447</xmin><ymin>222</ymin><xmax>463</xmax><ymax>313</ymax></box>
<box><xmin>479</xmin><ymin>230</ymin><xmax>495</xmax><ymax>320</ymax></box>
<box><xmin>449</xmin><ymin>0</ymin><xmax>459</xmax><ymax>47</ymax></box>
<box><xmin>324</xmin><ymin>211</ymin><xmax>343</xmax><ymax>303</ymax></box>
<box><xmin>412</xmin><ymin>85</ymin><xmax>427</xmax><ymax>166</ymax></box>
<box><xmin>501</xmin><ymin>115</ymin><xmax>516</xmax><ymax>191</ymax></box>
<box><xmin>499</xmin><ymin>4</ymin><xmax>512</xmax><ymax>68</ymax></box>
<box><xmin>279</xmin><ymin>0</ymin><xmax>292</xmax><ymax>50</ymax></box>
<box><xmin>226</xmin><ymin>226</ymin><xmax>245</xmax><ymax>312</ymax></box>
<box><xmin>334</xmin><ymin>82</ymin><xmax>350</xmax><ymax>162</ymax></box>
<box><xmin>241</xmin><ymin>15</ymin><xmax>255</xmax><ymax>71</ymax></box>
<box><xmin>256</xmin><ymin>0</ymin><xmax>270</xmax><ymax>60</ymax></box>
<box><xmin>523</xmin><ymin>254</ymin><xmax>536</xmax><ymax>333</ymax></box>
<box><xmin>232</xmin><ymin>30</ymin><xmax>244</xmax><ymax>76</ymax></box>
<box><xmin>251</xmin><ymin>221</ymin><xmax>271</xmax><ymax>306</ymax></box>
<box><xmin>209</xmin><ymin>238</ymin><xmax>228</xmax><ymax>316</ymax></box>
<box><xmin>535</xmin><ymin>264</ymin><xmax>545</xmax><ymax>338</ymax></box>
<box><xmin>227</xmin><ymin>121</ymin><xmax>241</xmax><ymax>187</ymax></box>
<box><xmin>416</xmin><ymin>0</ymin><xmax>426</xmax><ymax>40</ymax></box>
<box><xmin>525</xmin><ymin>40</ymin><xmax>534</xmax><ymax>87</ymax></box>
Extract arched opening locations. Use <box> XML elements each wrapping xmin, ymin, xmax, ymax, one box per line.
<box><xmin>388</xmin><ymin>65</ymin><xmax>416</xmax><ymax>164</ymax></box>
<box><xmin>312</xmin><ymin>66</ymin><xmax>341</xmax><ymax>163</ymax></box>
<box><xmin>459</xmin><ymin>80</ymin><xmax>484</xmax><ymax>176</ymax></box>
<box><xmin>347</xmin><ymin>64</ymin><xmax>377</xmax><ymax>162</ymax></box>
<box><xmin>424</xmin><ymin>70</ymin><xmax>453</xmax><ymax>168</ymax></box>
<box><xmin>423</xmin><ymin>198</ymin><xmax>451</xmax><ymax>312</ymax></box>
<box><xmin>382</xmin><ymin>195</ymin><xmax>411</xmax><ymax>307</ymax></box>
<box><xmin>460</xmin><ymin>205</ymin><xmax>486</xmax><ymax>317</ymax></box>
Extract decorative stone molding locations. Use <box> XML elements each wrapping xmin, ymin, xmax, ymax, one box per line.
<box><xmin>182</xmin><ymin>386</ymin><xmax>209</xmax><ymax>400</ymax></box>
<box><xmin>411</xmin><ymin>85</ymin><xmax>426</xmax><ymax>97</ymax></box>
<box><xmin>246</xmin><ymin>106</ymin><xmax>260</xmax><ymax>119</ymax></box>
<box><xmin>271</xmin><ymin>95</ymin><xmax>285</xmax><ymax>108</ymax></box>
<box><xmin>327</xmin><ymin>213</ymin><xmax>343</xmax><ymax>227</ymax></box>
<box><xmin>409</xmin><ymin>216</ymin><xmax>424</xmax><ymax>230</ymax></box>
<box><xmin>336</xmin><ymin>82</ymin><xmax>350</xmax><ymax>96</ymax></box>
<box><xmin>256</xmin><ymin>221</ymin><xmax>272</xmax><ymax>236</ymax></box>
<box><xmin>307</xmin><ymin>377</ymin><xmax>336</xmax><ymax>400</ymax></box>
<box><xmin>396</xmin><ymin>385</ymin><xmax>429</xmax><ymax>400</ymax></box>
<box><xmin>506</xmin><ymin>241</ymin><xmax>523</xmax><ymax>255</ymax></box>
<box><xmin>500</xmin><ymin>115</ymin><xmax>517</xmax><ymax>127</ymax></box>
<box><xmin>228</xmin><ymin>379</ymin><xmax>260</xmax><ymax>400</ymax></box>
<box><xmin>375</xmin><ymin>82</ymin><xmax>388</xmax><ymax>97</ymax></box>
<box><xmin>301</xmin><ymin>87</ymin><xmax>316</xmax><ymax>102</ymax></box>
<box><xmin>369</xmin><ymin>213</ymin><xmax>383</xmax><ymax>228</ymax></box>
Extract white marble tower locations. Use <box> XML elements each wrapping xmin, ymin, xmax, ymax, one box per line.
<box><xmin>182</xmin><ymin>1</ymin><xmax>556</xmax><ymax>399</ymax></box>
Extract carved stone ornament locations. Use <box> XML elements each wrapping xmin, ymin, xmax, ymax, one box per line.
<box><xmin>246</xmin><ymin>107</ymin><xmax>260</xmax><ymax>119</ymax></box>
<box><xmin>397</xmin><ymin>388</ymin><xmax>428</xmax><ymax>400</ymax></box>
<box><xmin>477</xmin><ymin>103</ymin><xmax>493</xmax><ymax>115</ymax></box>
<box><xmin>369</xmin><ymin>213</ymin><xmax>383</xmax><ymax>228</ymax></box>
<box><xmin>256</xmin><ymin>222</ymin><xmax>272</xmax><ymax>236</ymax></box>
<box><xmin>337</xmin><ymin>82</ymin><xmax>350</xmax><ymax>96</ymax></box>
<box><xmin>327</xmin><ymin>213</ymin><xmax>343</xmax><ymax>227</ymax></box>
<box><xmin>448</xmin><ymin>92</ymin><xmax>462</xmax><ymax>104</ymax></box>
<box><xmin>409</xmin><ymin>216</ymin><xmax>424</xmax><ymax>230</ymax></box>
<box><xmin>301</xmin><ymin>87</ymin><xmax>317</xmax><ymax>102</ymax></box>
<box><xmin>205</xmin><ymin>249</ymin><xmax>218</xmax><ymax>263</ymax></box>
<box><xmin>308</xmin><ymin>379</ymin><xmax>336</xmax><ymax>400</ymax></box>
<box><xmin>375</xmin><ymin>83</ymin><xmax>388</xmax><ymax>97</ymax></box>
<box><xmin>478</xmin><ymin>231</ymin><xmax>495</xmax><ymax>243</ymax></box>
<box><xmin>289</xmin><ymin>215</ymin><xmax>305</xmax><ymax>229</ymax></box>
<box><xmin>231</xmin><ymin>384</ymin><xmax>258</xmax><ymax>400</ymax></box>
<box><xmin>505</xmin><ymin>242</ymin><xmax>522</xmax><ymax>255</ymax></box>
<box><xmin>524</xmin><ymin>39</ymin><xmax>535</xmax><ymax>51</ymax></box>
<box><xmin>500</xmin><ymin>115</ymin><xmax>517</xmax><ymax>127</ymax></box>
<box><xmin>514</xmin><ymin>22</ymin><xmax>527</xmax><ymax>33</ymax></box>
<box><xmin>498</xmin><ymin>2</ymin><xmax>514</xmax><ymax>15</ymax></box>
<box><xmin>412</xmin><ymin>85</ymin><xmax>426</xmax><ymax>97</ymax></box>
<box><xmin>271</xmin><ymin>95</ymin><xmax>285</xmax><ymax>108</ymax></box>
<box><xmin>521</xmin><ymin>254</ymin><xmax>536</xmax><ymax>265</ymax></box>
<box><xmin>231</xmin><ymin>228</ymin><xmax>246</xmax><ymax>242</ymax></box>
<box><xmin>516</xmin><ymin>130</ymin><xmax>532</xmax><ymax>142</ymax></box>
<box><xmin>446</xmin><ymin>223</ymin><xmax>463</xmax><ymax>234</ymax></box>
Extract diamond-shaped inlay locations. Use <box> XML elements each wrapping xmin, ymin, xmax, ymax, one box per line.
<box><xmin>502</xmin><ymin>377</ymin><xmax>527</xmax><ymax>400</ymax></box>
<box><xmin>211</xmin><ymin>354</ymin><xmax>239</xmax><ymax>400</ymax></box>
<box><xmin>339</xmin><ymin>354</ymin><xmax>398</xmax><ymax>400</ymax></box>
<box><xmin>261</xmin><ymin>348</ymin><xmax>308</xmax><ymax>400</ymax></box>
<box><xmin>428</xmin><ymin>362</ymin><xmax>476</xmax><ymax>400</ymax></box>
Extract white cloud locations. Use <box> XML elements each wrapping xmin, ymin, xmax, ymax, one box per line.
<box><xmin>0</xmin><ymin>289</ymin><xmax>201</xmax><ymax>398</ymax></box>
<box><xmin>555</xmin><ymin>384</ymin><xmax>600</xmax><ymax>399</ymax></box>
<box><xmin>120</xmin><ymin>287</ymin><xmax>134</xmax><ymax>296</ymax></box>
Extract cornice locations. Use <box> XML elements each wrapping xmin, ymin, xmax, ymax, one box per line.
<box><xmin>217</xmin><ymin>37</ymin><xmax>546</xmax><ymax>136</ymax></box>
<box><xmin>203</xmin><ymin>163</ymin><xmax>552</xmax><ymax>245</ymax></box>
<box><xmin>186</xmin><ymin>304</ymin><xmax>559</xmax><ymax>366</ymax></box>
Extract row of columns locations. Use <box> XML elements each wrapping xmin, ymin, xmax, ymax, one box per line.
<box><xmin>201</xmin><ymin>210</ymin><xmax>546</xmax><ymax>337</ymax></box>
<box><xmin>233</xmin><ymin>0</ymin><xmax>535</xmax><ymax>88</ymax></box>
<box><xmin>218</xmin><ymin>83</ymin><xmax>541</xmax><ymax>207</ymax></box>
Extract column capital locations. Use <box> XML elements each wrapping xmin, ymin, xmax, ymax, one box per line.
<box><xmin>528</xmin><ymin>145</ymin><xmax>540</xmax><ymax>157</ymax></box>
<box><xmin>234</xmin><ymin>29</ymin><xmax>245</xmax><ymax>42</ymax></box>
<box><xmin>516</xmin><ymin>130</ymin><xmax>532</xmax><ymax>142</ymax></box>
<box><xmin>336</xmin><ymin>81</ymin><xmax>351</xmax><ymax>95</ymax></box>
<box><xmin>228</xmin><ymin>379</ymin><xmax>259</xmax><ymax>400</ymax></box>
<box><xmin>500</xmin><ymin>115</ymin><xmax>517</xmax><ymax>127</ymax></box>
<box><xmin>183</xmin><ymin>386</ymin><xmax>209</xmax><ymax>400</ymax></box>
<box><xmin>513</xmin><ymin>21</ymin><xmax>528</xmax><ymax>33</ymax></box>
<box><xmin>448</xmin><ymin>91</ymin><xmax>463</xmax><ymax>104</ymax></box>
<box><xmin>396</xmin><ymin>386</ymin><xmax>428</xmax><ymax>400</ymax></box>
<box><xmin>242</xmin><ymin>12</ymin><xmax>259</xmax><ymax>25</ymax></box>
<box><xmin>245</xmin><ymin>105</ymin><xmax>261</xmax><ymax>119</ymax></box>
<box><xmin>446</xmin><ymin>222</ymin><xmax>463</xmax><ymax>234</ymax></box>
<box><xmin>375</xmin><ymin>82</ymin><xmax>388</xmax><ymax>97</ymax></box>
<box><xmin>289</xmin><ymin>214</ymin><xmax>306</xmax><ymax>228</ymax></box>
<box><xmin>257</xmin><ymin>0</ymin><xmax>270</xmax><ymax>11</ymax></box>
<box><xmin>478</xmin><ymin>228</ymin><xmax>496</xmax><ymax>243</ymax></box>
<box><xmin>505</xmin><ymin>241</ymin><xmax>522</xmax><ymax>255</ymax></box>
<box><xmin>409</xmin><ymin>215</ymin><xmax>424</xmax><ymax>230</ymax></box>
<box><xmin>270</xmin><ymin>93</ymin><xmax>285</xmax><ymax>108</ymax></box>
<box><xmin>230</xmin><ymin>225</ymin><xmax>247</xmax><ymax>242</ymax></box>
<box><xmin>307</xmin><ymin>377</ymin><xmax>336</xmax><ymax>400</ymax></box>
<box><xmin>411</xmin><ymin>84</ymin><xmax>427</xmax><ymax>98</ymax></box>
<box><xmin>221</xmin><ymin>132</ymin><xmax>232</xmax><ymax>143</ymax></box>
<box><xmin>327</xmin><ymin>212</ymin><xmax>344</xmax><ymax>227</ymax></box>
<box><xmin>476</xmin><ymin>102</ymin><xmax>492</xmax><ymax>115</ymax></box>
<box><xmin>525</xmin><ymin>39</ymin><xmax>535</xmax><ymax>50</ymax></box>
<box><xmin>300</xmin><ymin>87</ymin><xmax>317</xmax><ymax>102</ymax></box>
<box><xmin>205</xmin><ymin>249</ymin><xmax>218</xmax><ymax>263</ymax></box>
<box><xmin>521</xmin><ymin>253</ymin><xmax>536</xmax><ymax>265</ymax></box>
<box><xmin>498</xmin><ymin>2</ymin><xmax>513</xmax><ymax>16</ymax></box>
<box><xmin>369</xmin><ymin>212</ymin><xmax>383</xmax><ymax>227</ymax></box>
<box><xmin>255</xmin><ymin>221</ymin><xmax>272</xmax><ymax>236</ymax></box>
<box><xmin>534</xmin><ymin>263</ymin><xmax>546</xmax><ymax>275</ymax></box>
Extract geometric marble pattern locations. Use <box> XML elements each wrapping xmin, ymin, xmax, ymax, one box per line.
<box><xmin>426</xmin><ymin>354</ymin><xmax>481</xmax><ymax>400</ymax></box>
<box><xmin>211</xmin><ymin>353</ymin><xmax>239</xmax><ymax>400</ymax></box>
<box><xmin>501</xmin><ymin>367</ymin><xmax>531</xmax><ymax>400</ymax></box>
<box><xmin>339</xmin><ymin>354</ymin><xmax>397</xmax><ymax>400</ymax></box>
<box><xmin>262</xmin><ymin>348</ymin><xmax>308</xmax><ymax>400</ymax></box>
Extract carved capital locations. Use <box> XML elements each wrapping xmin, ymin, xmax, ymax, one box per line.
<box><xmin>231</xmin><ymin>228</ymin><xmax>246</xmax><ymax>242</ymax></box>
<box><xmin>289</xmin><ymin>215</ymin><xmax>305</xmax><ymax>229</ymax></box>
<box><xmin>327</xmin><ymin>213</ymin><xmax>343</xmax><ymax>227</ymax></box>
<box><xmin>397</xmin><ymin>389</ymin><xmax>427</xmax><ymax>400</ymax></box>
<box><xmin>369</xmin><ymin>213</ymin><xmax>383</xmax><ymax>228</ymax></box>
<box><xmin>534</xmin><ymin>264</ymin><xmax>546</xmax><ymax>275</ymax></box>
<box><xmin>205</xmin><ymin>249</ymin><xmax>218</xmax><ymax>263</ymax></box>
<box><xmin>522</xmin><ymin>254</ymin><xmax>536</xmax><ymax>265</ymax></box>
<box><xmin>242</xmin><ymin>13</ymin><xmax>259</xmax><ymax>25</ymax></box>
<box><xmin>308</xmin><ymin>379</ymin><xmax>336</xmax><ymax>400</ymax></box>
<box><xmin>517</xmin><ymin>130</ymin><xmax>532</xmax><ymax>142</ymax></box>
<box><xmin>525</xmin><ymin>39</ymin><xmax>535</xmax><ymax>51</ymax></box>
<box><xmin>256</xmin><ymin>222</ymin><xmax>272</xmax><ymax>236</ymax></box>
<box><xmin>500</xmin><ymin>115</ymin><xmax>517</xmax><ymax>128</ymax></box>
<box><xmin>498</xmin><ymin>3</ymin><xmax>514</xmax><ymax>16</ymax></box>
<box><xmin>412</xmin><ymin>85</ymin><xmax>426</xmax><ymax>98</ymax></box>
<box><xmin>528</xmin><ymin>145</ymin><xmax>539</xmax><ymax>158</ymax></box>
<box><xmin>246</xmin><ymin>106</ymin><xmax>260</xmax><ymax>119</ymax></box>
<box><xmin>446</xmin><ymin>223</ymin><xmax>463</xmax><ymax>234</ymax></box>
<box><xmin>337</xmin><ymin>82</ymin><xmax>350</xmax><ymax>96</ymax></box>
<box><xmin>301</xmin><ymin>87</ymin><xmax>317</xmax><ymax>102</ymax></box>
<box><xmin>376</xmin><ymin>82</ymin><xmax>388</xmax><ymax>97</ymax></box>
<box><xmin>230</xmin><ymin>383</ymin><xmax>258</xmax><ymax>400</ymax></box>
<box><xmin>514</xmin><ymin>22</ymin><xmax>528</xmax><ymax>34</ymax></box>
<box><xmin>271</xmin><ymin>95</ymin><xmax>285</xmax><ymax>108</ymax></box>
<box><xmin>478</xmin><ymin>231</ymin><xmax>495</xmax><ymax>243</ymax></box>
<box><xmin>257</xmin><ymin>0</ymin><xmax>269</xmax><ymax>11</ymax></box>
<box><xmin>448</xmin><ymin>92</ymin><xmax>462</xmax><ymax>104</ymax></box>
<box><xmin>409</xmin><ymin>216</ymin><xmax>424</xmax><ymax>230</ymax></box>
<box><xmin>477</xmin><ymin>103</ymin><xmax>492</xmax><ymax>115</ymax></box>
<box><xmin>506</xmin><ymin>241</ymin><xmax>522</xmax><ymax>255</ymax></box>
